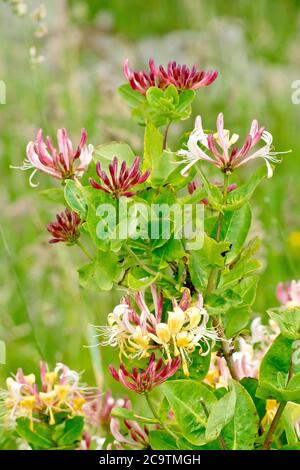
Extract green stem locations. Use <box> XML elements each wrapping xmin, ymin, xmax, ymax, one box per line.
<box><xmin>145</xmin><ymin>393</ymin><xmax>178</xmax><ymax>441</ymax></box>
<box><xmin>204</xmin><ymin>172</ymin><xmax>240</xmax><ymax>381</ymax></box>
<box><xmin>76</xmin><ymin>240</ymin><xmax>93</xmax><ymax>261</ymax></box>
<box><xmin>262</xmin><ymin>360</ymin><xmax>294</xmax><ymax>450</ymax></box>
<box><xmin>200</xmin><ymin>400</ymin><xmax>227</xmax><ymax>450</ymax></box>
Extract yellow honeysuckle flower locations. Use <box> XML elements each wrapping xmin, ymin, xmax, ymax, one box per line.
<box><xmin>167</xmin><ymin>307</ymin><xmax>185</xmax><ymax>335</ymax></box>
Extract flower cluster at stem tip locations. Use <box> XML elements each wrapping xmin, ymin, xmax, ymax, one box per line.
<box><xmin>95</xmin><ymin>286</ymin><xmax>218</xmax><ymax>379</ymax></box>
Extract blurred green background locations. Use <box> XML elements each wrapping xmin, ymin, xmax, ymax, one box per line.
<box><xmin>0</xmin><ymin>0</ymin><xmax>300</xmax><ymax>390</ymax></box>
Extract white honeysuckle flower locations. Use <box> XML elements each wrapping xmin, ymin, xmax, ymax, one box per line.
<box><xmin>177</xmin><ymin>112</ymin><xmax>290</xmax><ymax>177</ymax></box>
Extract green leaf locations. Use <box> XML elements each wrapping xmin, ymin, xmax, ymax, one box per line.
<box><xmin>84</xmin><ymin>188</ymin><xmax>117</xmax><ymax>250</ymax></box>
<box><xmin>16</xmin><ymin>418</ymin><xmax>53</xmax><ymax>450</ymax></box>
<box><xmin>64</xmin><ymin>180</ymin><xmax>87</xmax><ymax>218</ymax></box>
<box><xmin>149</xmin><ymin>430</ymin><xmax>179</xmax><ymax>450</ymax></box>
<box><xmin>233</xmin><ymin>276</ymin><xmax>259</xmax><ymax>307</ymax></box>
<box><xmin>240</xmin><ymin>378</ymin><xmax>266</xmax><ymax>420</ymax></box>
<box><xmin>146</xmin><ymin>85</ymin><xmax>179</xmax><ymax>112</ymax></box>
<box><xmin>222</xmin><ymin>381</ymin><xmax>259</xmax><ymax>450</ymax></box>
<box><xmin>162</xmin><ymin>379</ymin><xmax>216</xmax><ymax>446</ymax></box>
<box><xmin>93</xmin><ymin>142</ymin><xmax>136</xmax><ymax>172</ymax></box>
<box><xmin>268</xmin><ymin>306</ymin><xmax>300</xmax><ymax>340</ymax></box>
<box><xmin>220</xmin><ymin>204</ymin><xmax>252</xmax><ymax>263</ymax></box>
<box><xmin>151</xmin><ymin>151</ymin><xmax>184</xmax><ymax>186</ymax></box>
<box><xmin>257</xmin><ymin>334</ymin><xmax>300</xmax><ymax>403</ymax></box>
<box><xmin>189</xmin><ymin>235</ymin><xmax>230</xmax><ymax>291</ymax></box>
<box><xmin>225</xmin><ymin>166</ymin><xmax>267</xmax><ymax>211</ymax></box>
<box><xmin>176</xmin><ymin>90</ymin><xmax>195</xmax><ymax>114</ymax></box>
<box><xmin>205</xmin><ymin>387</ymin><xmax>236</xmax><ymax>442</ymax></box>
<box><xmin>118</xmin><ymin>83</ymin><xmax>145</xmax><ymax>107</ymax></box>
<box><xmin>219</xmin><ymin>237</ymin><xmax>261</xmax><ymax>291</ymax></box>
<box><xmin>143</xmin><ymin>120</ymin><xmax>163</xmax><ymax>175</ymax></box>
<box><xmin>282</xmin><ymin>403</ymin><xmax>300</xmax><ymax>445</ymax></box>
<box><xmin>152</xmin><ymin>237</ymin><xmax>185</xmax><ymax>265</ymax></box>
<box><xmin>171</xmin><ymin>349</ymin><xmax>211</xmax><ymax>381</ymax></box>
<box><xmin>164</xmin><ymin>84</ymin><xmax>179</xmax><ymax>104</ymax></box>
<box><xmin>224</xmin><ymin>306</ymin><xmax>250</xmax><ymax>338</ymax></box>
<box><xmin>144</xmin><ymin>132</ymin><xmax>187</xmax><ymax>184</ymax></box>
<box><xmin>55</xmin><ymin>416</ymin><xmax>84</xmax><ymax>447</ymax></box>
<box><xmin>127</xmin><ymin>270</ymin><xmax>159</xmax><ymax>289</ymax></box>
<box><xmin>192</xmin><ymin>234</ymin><xmax>230</xmax><ymax>267</ymax></box>
<box><xmin>214</xmin><ymin>273</ymin><xmax>258</xmax><ymax>324</ymax></box>
<box><xmin>78</xmin><ymin>251</ymin><xmax>121</xmax><ymax>291</ymax></box>
<box><xmin>145</xmin><ymin>85</ymin><xmax>193</xmax><ymax>123</ymax></box>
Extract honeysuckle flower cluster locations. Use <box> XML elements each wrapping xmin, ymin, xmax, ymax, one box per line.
<box><xmin>276</xmin><ymin>280</ymin><xmax>300</xmax><ymax>308</ymax></box>
<box><xmin>178</xmin><ymin>113</ymin><xmax>287</xmax><ymax>177</ymax></box>
<box><xmin>47</xmin><ymin>208</ymin><xmax>81</xmax><ymax>244</ymax></box>
<box><xmin>0</xmin><ymin>362</ymin><xmax>90</xmax><ymax>431</ymax></box>
<box><xmin>124</xmin><ymin>58</ymin><xmax>218</xmax><ymax>95</ymax></box>
<box><xmin>12</xmin><ymin>128</ymin><xmax>93</xmax><ymax>186</ymax></box>
<box><xmin>96</xmin><ymin>286</ymin><xmax>218</xmax><ymax>376</ymax></box>
<box><xmin>109</xmin><ymin>353</ymin><xmax>180</xmax><ymax>394</ymax></box>
<box><xmin>89</xmin><ymin>156</ymin><xmax>150</xmax><ymax>198</ymax></box>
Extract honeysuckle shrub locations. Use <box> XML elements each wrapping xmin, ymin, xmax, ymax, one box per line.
<box><xmin>4</xmin><ymin>57</ymin><xmax>300</xmax><ymax>450</ymax></box>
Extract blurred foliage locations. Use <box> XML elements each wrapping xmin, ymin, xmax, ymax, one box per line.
<box><xmin>0</xmin><ymin>0</ymin><xmax>300</xmax><ymax>399</ymax></box>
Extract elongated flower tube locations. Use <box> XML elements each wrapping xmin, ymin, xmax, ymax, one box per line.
<box><xmin>123</xmin><ymin>58</ymin><xmax>218</xmax><ymax>95</ymax></box>
<box><xmin>276</xmin><ymin>280</ymin><xmax>300</xmax><ymax>307</ymax></box>
<box><xmin>178</xmin><ymin>113</ymin><xmax>289</xmax><ymax>177</ymax></box>
<box><xmin>12</xmin><ymin>128</ymin><xmax>93</xmax><ymax>186</ymax></box>
<box><xmin>89</xmin><ymin>156</ymin><xmax>150</xmax><ymax>198</ymax></box>
<box><xmin>109</xmin><ymin>353</ymin><xmax>180</xmax><ymax>394</ymax></box>
<box><xmin>47</xmin><ymin>208</ymin><xmax>81</xmax><ymax>244</ymax></box>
